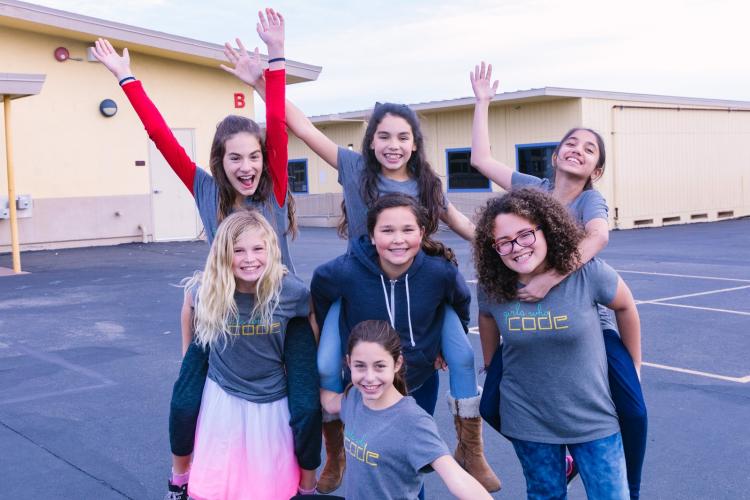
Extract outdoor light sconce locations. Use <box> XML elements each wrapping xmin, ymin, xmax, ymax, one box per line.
<box><xmin>99</xmin><ymin>99</ymin><xmax>118</xmax><ymax>117</ymax></box>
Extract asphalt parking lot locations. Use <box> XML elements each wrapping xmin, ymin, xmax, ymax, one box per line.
<box><xmin>1</xmin><ymin>218</ymin><xmax>749</xmax><ymax>499</ymax></box>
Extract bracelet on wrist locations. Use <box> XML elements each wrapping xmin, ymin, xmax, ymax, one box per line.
<box><xmin>268</xmin><ymin>57</ymin><xmax>286</xmax><ymax>64</ymax></box>
<box><xmin>118</xmin><ymin>76</ymin><xmax>136</xmax><ymax>86</ymax></box>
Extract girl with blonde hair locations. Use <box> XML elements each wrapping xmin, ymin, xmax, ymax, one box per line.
<box><xmin>184</xmin><ymin>208</ymin><xmax>312</xmax><ymax>500</ymax></box>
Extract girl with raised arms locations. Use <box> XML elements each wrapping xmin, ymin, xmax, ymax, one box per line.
<box><xmin>470</xmin><ymin>62</ymin><xmax>647</xmax><ymax>499</ymax></box>
<box><xmin>92</xmin><ymin>9</ymin><xmax>320</xmax><ymax>498</ymax></box>
<box><xmin>473</xmin><ymin>188</ymin><xmax>640</xmax><ymax>499</ymax></box>
<box><xmin>220</xmin><ymin>45</ymin><xmax>497</xmax><ymax>493</ymax></box>
<box><xmin>320</xmin><ymin>320</ymin><xmax>492</xmax><ymax>500</ymax></box>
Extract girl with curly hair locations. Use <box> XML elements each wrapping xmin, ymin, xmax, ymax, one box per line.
<box><xmin>470</xmin><ymin>62</ymin><xmax>647</xmax><ymax>499</ymax></box>
<box><xmin>473</xmin><ymin>188</ymin><xmax>641</xmax><ymax>499</ymax></box>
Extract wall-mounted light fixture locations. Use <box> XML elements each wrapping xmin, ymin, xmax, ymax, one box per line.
<box><xmin>99</xmin><ymin>99</ymin><xmax>118</xmax><ymax>117</ymax></box>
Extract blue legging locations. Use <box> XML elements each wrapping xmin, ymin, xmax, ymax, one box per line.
<box><xmin>317</xmin><ymin>300</ymin><xmax>478</xmax><ymax>398</ymax></box>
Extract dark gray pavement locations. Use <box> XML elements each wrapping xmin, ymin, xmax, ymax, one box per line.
<box><xmin>1</xmin><ymin>219</ymin><xmax>749</xmax><ymax>499</ymax></box>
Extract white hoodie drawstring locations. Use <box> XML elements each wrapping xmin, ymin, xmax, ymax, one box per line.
<box><xmin>380</xmin><ymin>274</ymin><xmax>416</xmax><ymax>347</ymax></box>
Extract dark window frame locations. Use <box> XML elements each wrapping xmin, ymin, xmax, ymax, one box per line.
<box><xmin>445</xmin><ymin>147</ymin><xmax>491</xmax><ymax>192</ymax></box>
<box><xmin>287</xmin><ymin>158</ymin><xmax>309</xmax><ymax>194</ymax></box>
<box><xmin>515</xmin><ymin>142</ymin><xmax>558</xmax><ymax>182</ymax></box>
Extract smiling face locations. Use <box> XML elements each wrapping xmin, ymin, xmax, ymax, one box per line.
<box><xmin>371</xmin><ymin>206</ymin><xmax>424</xmax><ymax>279</ymax></box>
<box><xmin>231</xmin><ymin>227</ymin><xmax>268</xmax><ymax>293</ymax></box>
<box><xmin>369</xmin><ymin>113</ymin><xmax>417</xmax><ymax>179</ymax></box>
<box><xmin>347</xmin><ymin>340</ymin><xmax>404</xmax><ymax>409</ymax></box>
<box><xmin>553</xmin><ymin>129</ymin><xmax>603</xmax><ymax>184</ymax></box>
<box><xmin>222</xmin><ymin>132</ymin><xmax>264</xmax><ymax>202</ymax></box>
<box><xmin>493</xmin><ymin>212</ymin><xmax>548</xmax><ymax>283</ymax></box>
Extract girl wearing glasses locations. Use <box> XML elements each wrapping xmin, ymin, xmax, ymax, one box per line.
<box><xmin>470</xmin><ymin>63</ymin><xmax>647</xmax><ymax>499</ymax></box>
<box><xmin>473</xmin><ymin>188</ymin><xmax>641</xmax><ymax>499</ymax></box>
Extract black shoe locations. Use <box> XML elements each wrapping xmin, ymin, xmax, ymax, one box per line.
<box><xmin>566</xmin><ymin>455</ymin><xmax>579</xmax><ymax>489</ymax></box>
<box><xmin>164</xmin><ymin>480</ymin><xmax>188</xmax><ymax>500</ymax></box>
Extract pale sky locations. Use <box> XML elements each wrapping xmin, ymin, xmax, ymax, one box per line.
<box><xmin>32</xmin><ymin>0</ymin><xmax>750</xmax><ymax>116</ymax></box>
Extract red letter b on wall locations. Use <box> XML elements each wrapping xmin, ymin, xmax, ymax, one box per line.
<box><xmin>234</xmin><ymin>93</ymin><xmax>246</xmax><ymax>108</ymax></box>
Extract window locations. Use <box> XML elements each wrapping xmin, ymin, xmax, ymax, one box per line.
<box><xmin>446</xmin><ymin>148</ymin><xmax>490</xmax><ymax>191</ymax></box>
<box><xmin>288</xmin><ymin>159</ymin><xmax>308</xmax><ymax>193</ymax></box>
<box><xmin>516</xmin><ymin>143</ymin><xmax>557</xmax><ymax>181</ymax></box>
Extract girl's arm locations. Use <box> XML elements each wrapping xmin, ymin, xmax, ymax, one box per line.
<box><xmin>92</xmin><ymin>38</ymin><xmax>196</xmax><ymax>193</ymax></box>
<box><xmin>432</xmin><ymin>455</ymin><xmax>493</xmax><ymax>500</ymax></box>
<box><xmin>469</xmin><ymin>62</ymin><xmax>514</xmax><ymax>190</ymax></box>
<box><xmin>320</xmin><ymin>388</ymin><xmax>343</xmax><ymax>415</ymax></box>
<box><xmin>180</xmin><ymin>290</ymin><xmax>194</xmax><ymax>357</ymax></box>
<box><xmin>478</xmin><ymin>312</ymin><xmax>501</xmax><ymax>368</ymax></box>
<box><xmin>257</xmin><ymin>9</ymin><xmax>288</xmax><ymax>207</ymax></box>
<box><xmin>439</xmin><ymin>202</ymin><xmax>475</xmax><ymax>241</ymax></box>
<box><xmin>222</xmin><ymin>36</ymin><xmax>339</xmax><ymax>170</ymax></box>
<box><xmin>607</xmin><ymin>277</ymin><xmax>642</xmax><ymax>376</ymax></box>
<box><xmin>517</xmin><ymin>217</ymin><xmax>609</xmax><ymax>302</ymax></box>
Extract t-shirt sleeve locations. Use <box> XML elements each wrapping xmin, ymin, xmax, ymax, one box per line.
<box><xmin>476</xmin><ymin>284</ymin><xmax>492</xmax><ymax>314</ymax></box>
<box><xmin>577</xmin><ymin>189</ymin><xmax>609</xmax><ymax>225</ymax></box>
<box><xmin>337</xmin><ymin>147</ymin><xmax>364</xmax><ymax>187</ymax></box>
<box><xmin>121</xmin><ymin>81</ymin><xmax>196</xmax><ymax>194</ymax></box>
<box><xmin>511</xmin><ymin>171</ymin><xmax>549</xmax><ymax>191</ymax></box>
<box><xmin>449</xmin><ymin>268</ymin><xmax>471</xmax><ymax>331</ymax></box>
<box><xmin>264</xmin><ymin>68</ymin><xmax>288</xmax><ymax>207</ymax></box>
<box><xmin>408</xmin><ymin>413</ymin><xmax>451</xmax><ymax>472</ymax></box>
<box><xmin>582</xmin><ymin>258</ymin><xmax>619</xmax><ymax>306</ymax></box>
<box><xmin>285</xmin><ymin>275</ymin><xmax>311</xmax><ymax>318</ymax></box>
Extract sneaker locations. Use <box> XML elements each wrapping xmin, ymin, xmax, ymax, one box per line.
<box><xmin>566</xmin><ymin>455</ymin><xmax>579</xmax><ymax>489</ymax></box>
<box><xmin>164</xmin><ymin>480</ymin><xmax>188</xmax><ymax>500</ymax></box>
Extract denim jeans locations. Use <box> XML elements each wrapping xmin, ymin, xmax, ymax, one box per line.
<box><xmin>510</xmin><ymin>432</ymin><xmax>629</xmax><ymax>500</ymax></box>
<box><xmin>317</xmin><ymin>300</ymin><xmax>477</xmax><ymax>399</ymax></box>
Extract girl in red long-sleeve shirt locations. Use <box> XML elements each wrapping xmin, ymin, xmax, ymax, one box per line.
<box><xmin>92</xmin><ymin>9</ymin><xmax>321</xmax><ymax>499</ymax></box>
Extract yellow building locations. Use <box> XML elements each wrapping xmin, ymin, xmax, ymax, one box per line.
<box><xmin>0</xmin><ymin>0</ymin><xmax>320</xmax><ymax>251</ymax></box>
<box><xmin>288</xmin><ymin>88</ymin><xmax>750</xmax><ymax>230</ymax></box>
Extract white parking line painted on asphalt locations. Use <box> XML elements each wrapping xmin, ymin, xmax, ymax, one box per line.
<box><xmin>636</xmin><ymin>301</ymin><xmax>750</xmax><ymax>316</ymax></box>
<box><xmin>643</xmin><ymin>361</ymin><xmax>750</xmax><ymax>384</ymax></box>
<box><xmin>638</xmin><ymin>285</ymin><xmax>750</xmax><ymax>304</ymax></box>
<box><xmin>616</xmin><ymin>270</ymin><xmax>750</xmax><ymax>283</ymax></box>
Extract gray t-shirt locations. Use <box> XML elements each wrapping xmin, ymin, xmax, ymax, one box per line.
<box><xmin>340</xmin><ymin>387</ymin><xmax>449</xmax><ymax>499</ymax></box>
<box><xmin>478</xmin><ymin>259</ymin><xmax>620</xmax><ymax>444</ymax></box>
<box><xmin>511</xmin><ymin>171</ymin><xmax>616</xmax><ymax>331</ymax></box>
<box><xmin>194</xmin><ymin>167</ymin><xmax>295</xmax><ymax>274</ymax></box>
<box><xmin>207</xmin><ymin>274</ymin><xmax>309</xmax><ymax>403</ymax></box>
<box><xmin>337</xmin><ymin>147</ymin><xmax>445</xmax><ymax>250</ymax></box>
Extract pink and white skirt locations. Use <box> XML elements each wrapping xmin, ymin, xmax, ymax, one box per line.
<box><xmin>188</xmin><ymin>378</ymin><xmax>300</xmax><ymax>500</ymax></box>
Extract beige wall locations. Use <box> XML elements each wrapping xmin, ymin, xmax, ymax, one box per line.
<box><xmin>0</xmin><ymin>24</ymin><xmax>255</xmax><ymax>250</ymax></box>
<box><xmin>582</xmin><ymin>99</ymin><xmax>750</xmax><ymax>229</ymax></box>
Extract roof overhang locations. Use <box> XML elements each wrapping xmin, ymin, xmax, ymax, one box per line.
<box><xmin>0</xmin><ymin>72</ymin><xmax>45</xmax><ymax>100</ymax></box>
<box><xmin>308</xmin><ymin>87</ymin><xmax>750</xmax><ymax>126</ymax></box>
<box><xmin>0</xmin><ymin>0</ymin><xmax>321</xmax><ymax>84</ymax></box>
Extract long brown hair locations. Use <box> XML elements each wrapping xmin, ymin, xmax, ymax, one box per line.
<box><xmin>208</xmin><ymin>115</ymin><xmax>298</xmax><ymax>237</ymax></box>
<box><xmin>473</xmin><ymin>188</ymin><xmax>583</xmax><ymax>302</ymax></box>
<box><xmin>552</xmin><ymin>127</ymin><xmax>606</xmax><ymax>191</ymax></box>
<box><xmin>345</xmin><ymin>320</ymin><xmax>407</xmax><ymax>396</ymax></box>
<box><xmin>338</xmin><ymin>103</ymin><xmax>445</xmax><ymax>240</ymax></box>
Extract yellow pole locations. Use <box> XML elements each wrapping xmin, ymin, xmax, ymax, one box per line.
<box><xmin>3</xmin><ymin>96</ymin><xmax>21</xmax><ymax>273</ymax></box>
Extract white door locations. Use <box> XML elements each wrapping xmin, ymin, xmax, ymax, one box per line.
<box><xmin>149</xmin><ymin>128</ymin><xmax>201</xmax><ymax>241</ymax></box>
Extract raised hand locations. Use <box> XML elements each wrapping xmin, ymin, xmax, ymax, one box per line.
<box><xmin>92</xmin><ymin>38</ymin><xmax>132</xmax><ymax>81</ymax></box>
<box><xmin>221</xmin><ymin>38</ymin><xmax>264</xmax><ymax>86</ymax></box>
<box><xmin>470</xmin><ymin>62</ymin><xmax>499</xmax><ymax>103</ymax></box>
<box><xmin>256</xmin><ymin>8</ymin><xmax>285</xmax><ymax>57</ymax></box>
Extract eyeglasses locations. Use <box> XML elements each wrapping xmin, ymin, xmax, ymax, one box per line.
<box><xmin>492</xmin><ymin>226</ymin><xmax>542</xmax><ymax>256</ymax></box>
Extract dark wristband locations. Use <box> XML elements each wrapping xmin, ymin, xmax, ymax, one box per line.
<box><xmin>268</xmin><ymin>57</ymin><xmax>286</xmax><ymax>64</ymax></box>
<box><xmin>118</xmin><ymin>76</ymin><xmax>136</xmax><ymax>86</ymax></box>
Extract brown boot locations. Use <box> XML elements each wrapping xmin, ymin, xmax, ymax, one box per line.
<box><xmin>448</xmin><ymin>392</ymin><xmax>502</xmax><ymax>492</ymax></box>
<box><xmin>317</xmin><ymin>418</ymin><xmax>346</xmax><ymax>493</ymax></box>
